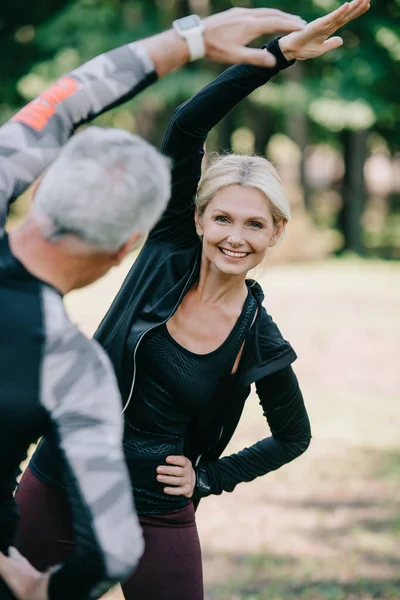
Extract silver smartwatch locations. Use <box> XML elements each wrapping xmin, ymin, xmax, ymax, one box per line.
<box><xmin>172</xmin><ymin>14</ymin><xmax>206</xmax><ymax>62</ymax></box>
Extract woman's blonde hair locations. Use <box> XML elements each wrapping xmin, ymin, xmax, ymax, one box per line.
<box><xmin>195</xmin><ymin>154</ymin><xmax>290</xmax><ymax>225</ymax></box>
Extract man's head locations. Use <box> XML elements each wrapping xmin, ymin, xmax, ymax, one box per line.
<box><xmin>30</xmin><ymin>126</ymin><xmax>170</xmax><ymax>287</ymax></box>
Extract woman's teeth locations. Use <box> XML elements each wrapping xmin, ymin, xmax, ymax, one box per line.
<box><xmin>220</xmin><ymin>249</ymin><xmax>248</xmax><ymax>258</ymax></box>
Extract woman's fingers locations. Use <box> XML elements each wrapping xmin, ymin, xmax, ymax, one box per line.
<box><xmin>157</xmin><ymin>465</ymin><xmax>184</xmax><ymax>477</ymax></box>
<box><xmin>9</xmin><ymin>547</ymin><xmax>27</xmax><ymax>564</ymax></box>
<box><xmin>345</xmin><ymin>0</ymin><xmax>370</xmax><ymax>22</ymax></box>
<box><xmin>163</xmin><ymin>484</ymin><xmax>193</xmax><ymax>498</ymax></box>
<box><xmin>317</xmin><ymin>0</ymin><xmax>369</xmax><ymax>34</ymax></box>
<box><xmin>157</xmin><ymin>474</ymin><xmax>185</xmax><ymax>485</ymax></box>
<box><xmin>321</xmin><ymin>36</ymin><xmax>344</xmax><ymax>54</ymax></box>
<box><xmin>165</xmin><ymin>455</ymin><xmax>187</xmax><ymax>467</ymax></box>
<box><xmin>225</xmin><ymin>46</ymin><xmax>277</xmax><ymax>68</ymax></box>
<box><xmin>163</xmin><ymin>486</ymin><xmax>188</xmax><ymax>496</ymax></box>
<box><xmin>314</xmin><ymin>2</ymin><xmax>351</xmax><ymax>31</ymax></box>
<box><xmin>158</xmin><ymin>455</ymin><xmax>195</xmax><ymax>498</ymax></box>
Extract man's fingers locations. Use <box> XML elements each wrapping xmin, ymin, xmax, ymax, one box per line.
<box><xmin>251</xmin><ymin>8</ymin><xmax>303</xmax><ymax>18</ymax></box>
<box><xmin>252</xmin><ymin>8</ymin><xmax>307</xmax><ymax>26</ymax></box>
<box><xmin>230</xmin><ymin>47</ymin><xmax>277</xmax><ymax>68</ymax></box>
<box><xmin>256</xmin><ymin>16</ymin><xmax>305</xmax><ymax>36</ymax></box>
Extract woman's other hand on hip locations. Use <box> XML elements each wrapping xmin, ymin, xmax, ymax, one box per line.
<box><xmin>157</xmin><ymin>455</ymin><xmax>196</xmax><ymax>498</ymax></box>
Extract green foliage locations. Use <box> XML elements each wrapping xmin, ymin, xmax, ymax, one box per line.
<box><xmin>2</xmin><ymin>0</ymin><xmax>398</xmax><ymax>149</ymax></box>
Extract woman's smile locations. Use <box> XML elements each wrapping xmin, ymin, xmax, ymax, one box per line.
<box><xmin>218</xmin><ymin>247</ymin><xmax>250</xmax><ymax>260</ymax></box>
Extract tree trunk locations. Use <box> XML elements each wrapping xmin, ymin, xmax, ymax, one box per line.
<box><xmin>217</xmin><ymin>109</ymin><xmax>235</xmax><ymax>152</ymax></box>
<box><xmin>283</xmin><ymin>62</ymin><xmax>311</xmax><ymax>209</ymax></box>
<box><xmin>252</xmin><ymin>105</ymin><xmax>275</xmax><ymax>157</ymax></box>
<box><xmin>339</xmin><ymin>129</ymin><xmax>368</xmax><ymax>254</ymax></box>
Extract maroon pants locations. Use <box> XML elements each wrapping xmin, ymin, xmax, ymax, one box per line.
<box><xmin>15</xmin><ymin>468</ymin><xmax>204</xmax><ymax>600</ymax></box>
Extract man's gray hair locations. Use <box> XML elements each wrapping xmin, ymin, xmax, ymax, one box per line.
<box><xmin>33</xmin><ymin>126</ymin><xmax>171</xmax><ymax>251</ymax></box>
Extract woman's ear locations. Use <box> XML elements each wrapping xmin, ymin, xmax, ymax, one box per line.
<box><xmin>268</xmin><ymin>219</ymin><xmax>287</xmax><ymax>247</ymax></box>
<box><xmin>194</xmin><ymin>208</ymin><xmax>204</xmax><ymax>238</ymax></box>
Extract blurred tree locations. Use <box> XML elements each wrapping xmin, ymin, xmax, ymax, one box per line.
<box><xmin>0</xmin><ymin>0</ymin><xmax>70</xmax><ymax>111</ymax></box>
<box><xmin>249</xmin><ymin>0</ymin><xmax>400</xmax><ymax>252</ymax></box>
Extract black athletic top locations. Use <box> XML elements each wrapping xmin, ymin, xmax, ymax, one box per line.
<box><xmin>0</xmin><ymin>39</ymin><xmax>160</xmax><ymax>600</ymax></box>
<box><xmin>124</xmin><ymin>290</ymin><xmax>256</xmax><ymax>514</ymax></box>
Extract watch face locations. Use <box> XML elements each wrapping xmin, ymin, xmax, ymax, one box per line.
<box><xmin>177</xmin><ymin>15</ymin><xmax>201</xmax><ymax>30</ymax></box>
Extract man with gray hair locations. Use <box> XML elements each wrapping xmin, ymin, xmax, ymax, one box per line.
<box><xmin>0</xmin><ymin>6</ymin><xmax>305</xmax><ymax>600</ymax></box>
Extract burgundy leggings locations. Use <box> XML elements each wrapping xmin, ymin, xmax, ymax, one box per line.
<box><xmin>15</xmin><ymin>468</ymin><xmax>204</xmax><ymax>600</ymax></box>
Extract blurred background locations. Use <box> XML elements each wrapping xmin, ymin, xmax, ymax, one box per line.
<box><xmin>2</xmin><ymin>0</ymin><xmax>399</xmax><ymax>598</ymax></box>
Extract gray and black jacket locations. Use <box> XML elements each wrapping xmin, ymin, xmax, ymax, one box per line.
<box><xmin>0</xmin><ymin>41</ymin><xmax>158</xmax><ymax>600</ymax></box>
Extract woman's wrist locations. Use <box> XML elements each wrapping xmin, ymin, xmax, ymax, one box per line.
<box><xmin>31</xmin><ymin>572</ymin><xmax>50</xmax><ymax>600</ymax></box>
<box><xmin>261</xmin><ymin>37</ymin><xmax>296</xmax><ymax>70</ymax></box>
<box><xmin>192</xmin><ymin>466</ymin><xmax>212</xmax><ymax>499</ymax></box>
<box><xmin>278</xmin><ymin>36</ymin><xmax>296</xmax><ymax>63</ymax></box>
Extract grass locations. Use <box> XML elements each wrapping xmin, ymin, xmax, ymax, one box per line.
<box><xmin>64</xmin><ymin>257</ymin><xmax>400</xmax><ymax>600</ymax></box>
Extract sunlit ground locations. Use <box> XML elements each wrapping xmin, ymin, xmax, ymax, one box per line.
<box><xmin>63</xmin><ymin>257</ymin><xmax>400</xmax><ymax>600</ymax></box>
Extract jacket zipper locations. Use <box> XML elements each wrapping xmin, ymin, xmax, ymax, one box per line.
<box><xmin>121</xmin><ymin>258</ymin><xmax>199</xmax><ymax>414</ymax></box>
<box><xmin>195</xmin><ymin>424</ymin><xmax>224</xmax><ymax>467</ymax></box>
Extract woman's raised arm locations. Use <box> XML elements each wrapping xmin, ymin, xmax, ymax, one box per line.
<box><xmin>149</xmin><ymin>38</ymin><xmax>293</xmax><ymax>248</ymax></box>
<box><xmin>149</xmin><ymin>0</ymin><xmax>369</xmax><ymax>248</ymax></box>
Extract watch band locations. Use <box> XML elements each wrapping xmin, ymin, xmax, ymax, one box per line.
<box><xmin>172</xmin><ymin>15</ymin><xmax>206</xmax><ymax>62</ymax></box>
<box><xmin>192</xmin><ymin>466</ymin><xmax>212</xmax><ymax>499</ymax></box>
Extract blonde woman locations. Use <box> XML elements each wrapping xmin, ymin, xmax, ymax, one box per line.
<box><xmin>16</xmin><ymin>2</ymin><xmax>369</xmax><ymax>599</ymax></box>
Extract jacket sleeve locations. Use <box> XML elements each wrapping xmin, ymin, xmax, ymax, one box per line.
<box><xmin>39</xmin><ymin>287</ymin><xmax>143</xmax><ymax>600</ymax></box>
<box><xmin>194</xmin><ymin>366</ymin><xmax>311</xmax><ymax>498</ymax></box>
<box><xmin>0</xmin><ymin>41</ymin><xmax>157</xmax><ymax>234</ymax></box>
<box><xmin>149</xmin><ymin>37</ymin><xmax>294</xmax><ymax>248</ymax></box>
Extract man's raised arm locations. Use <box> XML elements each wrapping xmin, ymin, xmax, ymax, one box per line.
<box><xmin>0</xmin><ymin>7</ymin><xmax>304</xmax><ymax>232</ymax></box>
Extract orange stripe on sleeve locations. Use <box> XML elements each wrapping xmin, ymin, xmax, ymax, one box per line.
<box><xmin>12</xmin><ymin>77</ymin><xmax>80</xmax><ymax>132</ymax></box>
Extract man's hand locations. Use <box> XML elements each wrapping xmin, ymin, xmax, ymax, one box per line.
<box><xmin>203</xmin><ymin>8</ymin><xmax>306</xmax><ymax>67</ymax></box>
<box><xmin>157</xmin><ymin>455</ymin><xmax>196</xmax><ymax>498</ymax></box>
<box><xmin>142</xmin><ymin>8</ymin><xmax>306</xmax><ymax>75</ymax></box>
<box><xmin>0</xmin><ymin>548</ymin><xmax>50</xmax><ymax>600</ymax></box>
<box><xmin>279</xmin><ymin>0</ymin><xmax>370</xmax><ymax>62</ymax></box>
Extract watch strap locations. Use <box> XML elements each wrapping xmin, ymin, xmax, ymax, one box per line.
<box><xmin>172</xmin><ymin>15</ymin><xmax>206</xmax><ymax>62</ymax></box>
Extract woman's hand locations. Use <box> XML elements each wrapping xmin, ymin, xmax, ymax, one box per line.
<box><xmin>0</xmin><ymin>548</ymin><xmax>50</xmax><ymax>600</ymax></box>
<box><xmin>157</xmin><ymin>455</ymin><xmax>196</xmax><ymax>498</ymax></box>
<box><xmin>279</xmin><ymin>0</ymin><xmax>370</xmax><ymax>62</ymax></box>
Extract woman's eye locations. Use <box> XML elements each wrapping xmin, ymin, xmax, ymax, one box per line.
<box><xmin>248</xmin><ymin>221</ymin><xmax>263</xmax><ymax>229</ymax></box>
<box><xmin>215</xmin><ymin>215</ymin><xmax>229</xmax><ymax>223</ymax></box>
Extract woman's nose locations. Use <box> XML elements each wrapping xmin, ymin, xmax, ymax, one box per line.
<box><xmin>227</xmin><ymin>230</ymin><xmax>244</xmax><ymax>247</ymax></box>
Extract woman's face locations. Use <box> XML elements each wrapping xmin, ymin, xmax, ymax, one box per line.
<box><xmin>195</xmin><ymin>184</ymin><xmax>285</xmax><ymax>277</ymax></box>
